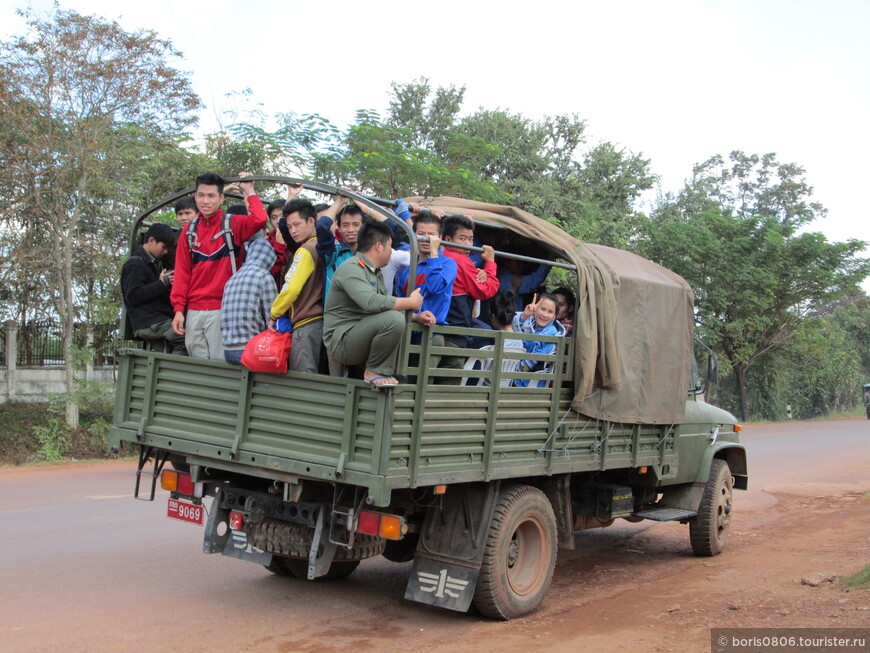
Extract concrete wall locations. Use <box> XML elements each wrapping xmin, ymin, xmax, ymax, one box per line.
<box><xmin>1</xmin><ymin>367</ymin><xmax>116</xmax><ymax>404</ymax></box>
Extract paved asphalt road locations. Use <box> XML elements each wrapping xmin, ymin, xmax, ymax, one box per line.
<box><xmin>1</xmin><ymin>418</ymin><xmax>867</xmax><ymax>652</ymax></box>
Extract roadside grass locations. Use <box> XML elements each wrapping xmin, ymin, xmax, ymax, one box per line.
<box><xmin>0</xmin><ymin>382</ymin><xmax>126</xmax><ymax>465</ymax></box>
<box><xmin>744</xmin><ymin>405</ymin><xmax>867</xmax><ymax>425</ymax></box>
<box><xmin>0</xmin><ymin>402</ymin><xmax>52</xmax><ymax>465</ymax></box>
<box><xmin>805</xmin><ymin>405</ymin><xmax>867</xmax><ymax>421</ymax></box>
<box><xmin>841</xmin><ymin>563</ymin><xmax>870</xmax><ymax>588</ymax></box>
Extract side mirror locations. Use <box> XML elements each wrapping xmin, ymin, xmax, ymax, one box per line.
<box><xmin>707</xmin><ymin>354</ymin><xmax>718</xmax><ymax>385</ymax></box>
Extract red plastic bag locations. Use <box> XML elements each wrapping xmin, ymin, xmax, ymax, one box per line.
<box><xmin>240</xmin><ymin>329</ymin><xmax>292</xmax><ymax>374</ymax></box>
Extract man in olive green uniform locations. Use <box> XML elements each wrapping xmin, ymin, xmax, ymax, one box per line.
<box><xmin>323</xmin><ymin>222</ymin><xmax>422</xmax><ymax>388</ymax></box>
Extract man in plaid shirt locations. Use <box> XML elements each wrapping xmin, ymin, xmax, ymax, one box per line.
<box><xmin>220</xmin><ymin>237</ymin><xmax>278</xmax><ymax>364</ymax></box>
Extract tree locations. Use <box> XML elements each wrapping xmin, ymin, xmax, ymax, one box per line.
<box><xmin>643</xmin><ymin>154</ymin><xmax>869</xmax><ymax>421</ymax></box>
<box><xmin>781</xmin><ymin>315</ymin><xmax>863</xmax><ymax>418</ymax></box>
<box><xmin>0</xmin><ymin>7</ymin><xmax>201</xmax><ymax>425</ymax></box>
<box><xmin>387</xmin><ymin>77</ymin><xmax>465</xmax><ymax>155</ymax></box>
<box><xmin>678</xmin><ymin>151</ymin><xmax>827</xmax><ymax>228</ymax></box>
<box><xmin>568</xmin><ymin>142</ymin><xmax>656</xmax><ymax>248</ymax></box>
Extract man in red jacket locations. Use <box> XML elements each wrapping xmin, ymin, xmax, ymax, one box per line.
<box><xmin>171</xmin><ymin>171</ymin><xmax>268</xmax><ymax>360</ymax></box>
<box><xmin>439</xmin><ymin>214</ymin><xmax>499</xmax><ymax>382</ymax></box>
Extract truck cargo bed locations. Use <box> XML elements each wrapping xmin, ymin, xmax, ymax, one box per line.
<box><xmin>111</xmin><ymin>349</ymin><xmax>679</xmax><ymax>505</ymax></box>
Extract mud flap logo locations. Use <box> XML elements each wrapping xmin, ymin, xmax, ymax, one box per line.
<box><xmin>405</xmin><ymin>556</ymin><xmax>479</xmax><ymax>612</ymax></box>
<box><xmin>221</xmin><ymin>529</ymin><xmax>272</xmax><ymax>565</ymax></box>
<box><xmin>417</xmin><ymin>569</ymin><xmax>469</xmax><ymax>599</ymax></box>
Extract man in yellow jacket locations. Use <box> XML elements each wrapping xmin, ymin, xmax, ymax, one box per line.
<box><xmin>269</xmin><ymin>198</ymin><xmax>325</xmax><ymax>374</ymax></box>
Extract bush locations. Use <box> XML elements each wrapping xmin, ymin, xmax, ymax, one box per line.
<box><xmin>0</xmin><ymin>379</ymin><xmax>118</xmax><ymax>465</ymax></box>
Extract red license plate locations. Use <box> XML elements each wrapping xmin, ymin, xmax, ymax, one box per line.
<box><xmin>167</xmin><ymin>498</ymin><xmax>204</xmax><ymax>525</ymax></box>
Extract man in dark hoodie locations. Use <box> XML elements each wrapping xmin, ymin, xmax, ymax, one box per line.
<box><xmin>220</xmin><ymin>236</ymin><xmax>278</xmax><ymax>365</ymax></box>
<box><xmin>121</xmin><ymin>223</ymin><xmax>187</xmax><ymax>354</ymax></box>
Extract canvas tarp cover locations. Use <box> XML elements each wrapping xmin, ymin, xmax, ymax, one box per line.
<box><xmin>406</xmin><ymin>197</ymin><xmax>695</xmax><ymax>424</ymax></box>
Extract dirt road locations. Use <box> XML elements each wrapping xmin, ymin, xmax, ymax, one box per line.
<box><xmin>1</xmin><ymin>418</ymin><xmax>868</xmax><ymax>653</ymax></box>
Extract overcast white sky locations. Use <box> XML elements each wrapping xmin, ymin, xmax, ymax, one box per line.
<box><xmin>2</xmin><ymin>0</ymin><xmax>868</xmax><ymax>286</ymax></box>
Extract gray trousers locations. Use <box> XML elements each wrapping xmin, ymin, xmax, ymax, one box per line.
<box><xmin>289</xmin><ymin>320</ymin><xmax>323</xmax><ymax>374</ymax></box>
<box><xmin>134</xmin><ymin>319</ymin><xmax>187</xmax><ymax>355</ymax></box>
<box><xmin>185</xmin><ymin>309</ymin><xmax>224</xmax><ymax>361</ymax></box>
<box><xmin>329</xmin><ymin>311</ymin><xmax>404</xmax><ymax>377</ymax></box>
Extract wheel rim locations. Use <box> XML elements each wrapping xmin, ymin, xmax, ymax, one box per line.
<box><xmin>715</xmin><ymin>476</ymin><xmax>733</xmax><ymax>540</ymax></box>
<box><xmin>506</xmin><ymin>515</ymin><xmax>548</xmax><ymax>597</ymax></box>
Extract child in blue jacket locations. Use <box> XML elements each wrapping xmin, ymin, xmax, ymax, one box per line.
<box><xmin>512</xmin><ymin>292</ymin><xmax>566</xmax><ymax>387</ymax></box>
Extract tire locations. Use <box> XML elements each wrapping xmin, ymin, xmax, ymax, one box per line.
<box><xmin>263</xmin><ymin>556</ymin><xmax>294</xmax><ymax>576</ymax></box>
<box><xmin>472</xmin><ymin>485</ymin><xmax>558</xmax><ymax>620</ymax></box>
<box><xmin>689</xmin><ymin>459</ymin><xmax>734</xmax><ymax>556</ymax></box>
<box><xmin>282</xmin><ymin>558</ymin><xmax>360</xmax><ymax>581</ymax></box>
<box><xmin>247</xmin><ymin>518</ymin><xmax>385</xmax><ymax>561</ymax></box>
<box><xmin>382</xmin><ymin>533</ymin><xmax>419</xmax><ymax>563</ymax></box>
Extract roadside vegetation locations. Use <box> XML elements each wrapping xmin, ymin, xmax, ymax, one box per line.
<box><xmin>0</xmin><ymin>380</ymin><xmax>121</xmax><ymax>465</ymax></box>
<box><xmin>841</xmin><ymin>562</ymin><xmax>870</xmax><ymax>588</ymax></box>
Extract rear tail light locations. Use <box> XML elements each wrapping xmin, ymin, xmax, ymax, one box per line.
<box><xmin>357</xmin><ymin>510</ymin><xmax>380</xmax><ymax>536</ymax></box>
<box><xmin>229</xmin><ymin>511</ymin><xmax>245</xmax><ymax>531</ymax></box>
<box><xmin>177</xmin><ymin>473</ymin><xmax>195</xmax><ymax>496</ymax></box>
<box><xmin>160</xmin><ymin>470</ymin><xmax>203</xmax><ymax>498</ymax></box>
<box><xmin>356</xmin><ymin>510</ymin><xmax>407</xmax><ymax>540</ymax></box>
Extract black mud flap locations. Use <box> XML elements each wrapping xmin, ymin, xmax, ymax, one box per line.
<box><xmin>203</xmin><ymin>488</ymin><xmax>272</xmax><ymax>566</ymax></box>
<box><xmin>405</xmin><ymin>557</ymin><xmax>478</xmax><ymax>612</ymax></box>
<box><xmin>404</xmin><ymin>482</ymin><xmax>500</xmax><ymax>612</ymax></box>
<box><xmin>222</xmin><ymin>528</ymin><xmax>273</xmax><ymax>566</ymax></box>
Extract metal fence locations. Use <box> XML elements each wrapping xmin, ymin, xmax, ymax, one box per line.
<box><xmin>17</xmin><ymin>320</ymin><xmax>64</xmax><ymax>366</ymax></box>
<box><xmin>12</xmin><ymin>320</ymin><xmax>141</xmax><ymax>367</ymax></box>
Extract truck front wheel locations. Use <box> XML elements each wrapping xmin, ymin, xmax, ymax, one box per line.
<box><xmin>473</xmin><ymin>485</ymin><xmax>557</xmax><ymax>620</ymax></box>
<box><xmin>689</xmin><ymin>459</ymin><xmax>734</xmax><ymax>556</ymax></box>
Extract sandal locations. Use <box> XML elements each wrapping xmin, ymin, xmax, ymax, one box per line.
<box><xmin>364</xmin><ymin>375</ymin><xmax>400</xmax><ymax>389</ymax></box>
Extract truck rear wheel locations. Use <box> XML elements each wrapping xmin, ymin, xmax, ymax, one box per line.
<box><xmin>283</xmin><ymin>558</ymin><xmax>360</xmax><ymax>581</ymax></box>
<box><xmin>264</xmin><ymin>556</ymin><xmax>294</xmax><ymax>576</ymax></box>
<box><xmin>473</xmin><ymin>485</ymin><xmax>557</xmax><ymax>620</ymax></box>
<box><xmin>264</xmin><ymin>556</ymin><xmax>360</xmax><ymax>580</ymax></box>
<box><xmin>690</xmin><ymin>459</ymin><xmax>733</xmax><ymax>556</ymax></box>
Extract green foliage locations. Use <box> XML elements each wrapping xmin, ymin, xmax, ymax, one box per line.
<box><xmin>311</xmin><ymin>110</ymin><xmax>509</xmax><ymax>201</ymax></box>
<box><xmin>782</xmin><ymin>316</ymin><xmax>863</xmax><ymax>418</ymax></box>
<box><xmin>3</xmin><ymin>379</ymin><xmax>116</xmax><ymax>464</ymax></box>
<box><xmin>31</xmin><ymin>398</ymin><xmax>71</xmax><ymax>462</ymax></box>
<box><xmin>387</xmin><ymin>77</ymin><xmax>465</xmax><ymax>155</ymax></box>
<box><xmin>0</xmin><ymin>6</ymin><xmax>202</xmax><ymax>425</ymax></box>
<box><xmin>678</xmin><ymin>151</ymin><xmax>827</xmax><ymax>228</ymax></box>
<box><xmin>713</xmin><ymin>314</ymin><xmax>864</xmax><ymax>421</ymax></box>
<box><xmin>840</xmin><ymin>563</ymin><xmax>870</xmax><ymax>588</ymax></box>
<box><xmin>826</xmin><ymin>295</ymin><xmax>870</xmax><ymax>377</ymax></box>
<box><xmin>643</xmin><ymin>152</ymin><xmax>869</xmax><ymax>420</ymax></box>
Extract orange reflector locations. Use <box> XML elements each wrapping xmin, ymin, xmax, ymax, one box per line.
<box><xmin>434</xmin><ymin>485</ymin><xmax>447</xmax><ymax>495</ymax></box>
<box><xmin>161</xmin><ymin>469</ymin><xmax>178</xmax><ymax>492</ymax></box>
<box><xmin>734</xmin><ymin>424</ymin><xmax>743</xmax><ymax>432</ymax></box>
<box><xmin>357</xmin><ymin>511</ymin><xmax>406</xmax><ymax>540</ymax></box>
<box><xmin>639</xmin><ymin>467</ymin><xmax>648</xmax><ymax>474</ymax></box>
<box><xmin>378</xmin><ymin>515</ymin><xmax>404</xmax><ymax>540</ymax></box>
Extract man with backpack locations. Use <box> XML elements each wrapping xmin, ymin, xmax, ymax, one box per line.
<box><xmin>171</xmin><ymin>171</ymin><xmax>268</xmax><ymax>360</ymax></box>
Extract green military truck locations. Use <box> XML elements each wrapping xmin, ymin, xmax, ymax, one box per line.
<box><xmin>110</xmin><ymin>177</ymin><xmax>747</xmax><ymax>620</ymax></box>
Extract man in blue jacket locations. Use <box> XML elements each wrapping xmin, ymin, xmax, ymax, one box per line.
<box><xmin>394</xmin><ymin>213</ymin><xmax>457</xmax><ymax>371</ymax></box>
